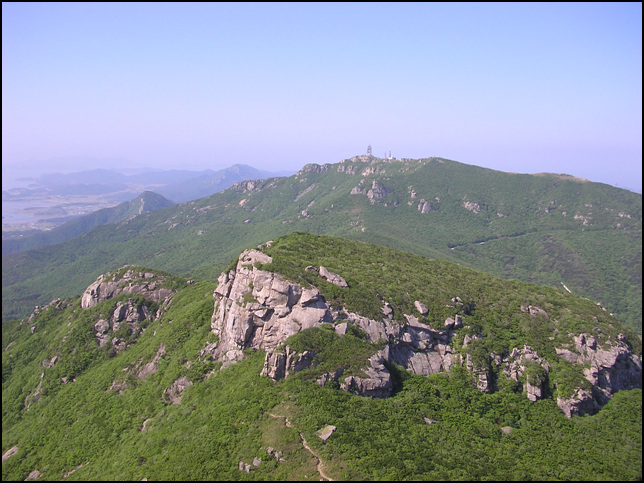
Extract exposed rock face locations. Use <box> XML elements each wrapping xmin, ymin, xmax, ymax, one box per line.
<box><xmin>92</xmin><ymin>299</ymin><xmax>151</xmax><ymax>351</ymax></box>
<box><xmin>504</xmin><ymin>345</ymin><xmax>551</xmax><ymax>401</ymax></box>
<box><xmin>208</xmin><ymin>249</ymin><xmax>463</xmax><ymax>397</ymax></box>
<box><xmin>207</xmin><ymin>246</ymin><xmax>642</xmax><ymax>413</ymax></box>
<box><xmin>80</xmin><ymin>266</ymin><xmax>177</xmax><ymax>309</ymax></box>
<box><xmin>210</xmin><ymin>250</ymin><xmax>333</xmax><ymax>366</ymax></box>
<box><xmin>557</xmin><ymin>388</ymin><xmax>596</xmax><ymax>418</ymax></box>
<box><xmin>94</xmin><ymin>319</ymin><xmax>111</xmax><ymax>347</ymax></box>
<box><xmin>555</xmin><ymin>333</ymin><xmax>642</xmax><ymax>415</ymax></box>
<box><xmin>261</xmin><ymin>346</ymin><xmax>315</xmax><ymax>381</ymax></box>
<box><xmin>340</xmin><ymin>349</ymin><xmax>393</xmax><ymax>398</ymax></box>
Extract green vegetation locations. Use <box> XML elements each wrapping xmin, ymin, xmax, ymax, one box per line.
<box><xmin>259</xmin><ymin>233</ymin><xmax>640</xmax><ymax>361</ymax></box>
<box><xmin>282</xmin><ymin>324</ymin><xmax>383</xmax><ymax>382</ymax></box>
<box><xmin>3</xmin><ymin>156</ymin><xmax>641</xmax><ymax>334</ymax></box>
<box><xmin>2</xmin><ymin>233</ymin><xmax>641</xmax><ymax>480</ymax></box>
<box><xmin>2</xmin><ymin>191</ymin><xmax>174</xmax><ymax>255</ymax></box>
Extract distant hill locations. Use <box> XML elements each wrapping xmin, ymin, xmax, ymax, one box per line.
<box><xmin>2</xmin><ymin>165</ymin><xmax>277</xmax><ymax>201</ymax></box>
<box><xmin>2</xmin><ymin>191</ymin><xmax>174</xmax><ymax>255</ymax></box>
<box><xmin>2</xmin><ymin>155</ymin><xmax>641</xmax><ymax>333</ymax></box>
<box><xmin>156</xmin><ymin>164</ymin><xmax>283</xmax><ymax>203</ymax></box>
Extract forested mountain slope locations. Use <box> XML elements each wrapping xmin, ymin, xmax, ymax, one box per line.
<box><xmin>2</xmin><ymin>233</ymin><xmax>641</xmax><ymax>480</ymax></box>
<box><xmin>2</xmin><ymin>191</ymin><xmax>174</xmax><ymax>255</ymax></box>
<box><xmin>3</xmin><ymin>156</ymin><xmax>641</xmax><ymax>332</ymax></box>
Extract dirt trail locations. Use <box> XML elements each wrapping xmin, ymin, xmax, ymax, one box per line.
<box><xmin>269</xmin><ymin>414</ymin><xmax>333</xmax><ymax>481</ymax></box>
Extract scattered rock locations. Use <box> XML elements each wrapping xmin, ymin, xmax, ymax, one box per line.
<box><xmin>318</xmin><ymin>266</ymin><xmax>348</xmax><ymax>287</ymax></box>
<box><xmin>418</xmin><ymin>199</ymin><xmax>434</xmax><ymax>213</ymax></box>
<box><xmin>163</xmin><ymin>376</ymin><xmax>192</xmax><ymax>405</ymax></box>
<box><xmin>317</xmin><ymin>424</ymin><xmax>336</xmax><ymax>442</ymax></box>
<box><xmin>25</xmin><ymin>470</ymin><xmax>41</xmax><ymax>480</ymax></box>
<box><xmin>414</xmin><ymin>301</ymin><xmax>428</xmax><ymax>316</ymax></box>
<box><xmin>2</xmin><ymin>446</ymin><xmax>18</xmax><ymax>461</ymax></box>
<box><xmin>463</xmin><ymin>201</ymin><xmax>481</xmax><ymax>213</ymax></box>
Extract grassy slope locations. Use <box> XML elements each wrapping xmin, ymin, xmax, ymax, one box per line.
<box><xmin>2</xmin><ymin>234</ymin><xmax>641</xmax><ymax>480</ymax></box>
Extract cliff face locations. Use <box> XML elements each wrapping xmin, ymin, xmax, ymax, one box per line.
<box><xmin>206</xmin><ymin>246</ymin><xmax>642</xmax><ymax>416</ymax></box>
<box><xmin>209</xmin><ymin>249</ymin><xmax>333</xmax><ymax>365</ymax></box>
<box><xmin>555</xmin><ymin>333</ymin><xmax>642</xmax><ymax>416</ymax></box>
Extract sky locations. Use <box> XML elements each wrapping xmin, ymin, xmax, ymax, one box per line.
<box><xmin>2</xmin><ymin>2</ymin><xmax>642</xmax><ymax>192</ymax></box>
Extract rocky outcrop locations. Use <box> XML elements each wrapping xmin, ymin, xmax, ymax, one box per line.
<box><xmin>94</xmin><ymin>299</ymin><xmax>151</xmax><ymax>351</ymax></box>
<box><xmin>555</xmin><ymin>333</ymin><xmax>642</xmax><ymax>415</ymax></box>
<box><xmin>163</xmin><ymin>376</ymin><xmax>192</xmax><ymax>404</ymax></box>
<box><xmin>80</xmin><ymin>266</ymin><xmax>178</xmax><ymax>309</ymax></box>
<box><xmin>520</xmin><ymin>305</ymin><xmax>548</xmax><ymax>318</ymax></box>
<box><xmin>261</xmin><ymin>346</ymin><xmax>315</xmax><ymax>381</ymax></box>
<box><xmin>340</xmin><ymin>349</ymin><xmax>393</xmax><ymax>398</ymax></box>
<box><xmin>108</xmin><ymin>344</ymin><xmax>166</xmax><ymax>395</ymax></box>
<box><xmin>557</xmin><ymin>388</ymin><xmax>596</xmax><ymax>418</ymax></box>
<box><xmin>207</xmin><ymin>246</ymin><xmax>642</xmax><ymax>414</ymax></box>
<box><xmin>504</xmin><ymin>345</ymin><xmax>551</xmax><ymax>401</ymax></box>
<box><xmin>350</xmin><ymin>179</ymin><xmax>391</xmax><ymax>203</ymax></box>
<box><xmin>366</xmin><ymin>180</ymin><xmax>389</xmax><ymax>202</ymax></box>
<box><xmin>207</xmin><ymin>249</ymin><xmax>457</xmax><ymax>396</ymax></box>
<box><xmin>27</xmin><ymin>298</ymin><xmax>70</xmax><ymax>325</ymax></box>
<box><xmin>210</xmin><ymin>250</ymin><xmax>333</xmax><ymax>366</ymax></box>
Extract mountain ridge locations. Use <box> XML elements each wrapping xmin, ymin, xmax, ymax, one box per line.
<box><xmin>2</xmin><ymin>233</ymin><xmax>641</xmax><ymax>480</ymax></box>
<box><xmin>3</xmin><ymin>155</ymin><xmax>641</xmax><ymax>333</ymax></box>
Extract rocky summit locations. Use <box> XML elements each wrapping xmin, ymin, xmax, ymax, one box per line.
<box><xmin>201</xmin><ymin>237</ymin><xmax>641</xmax><ymax>417</ymax></box>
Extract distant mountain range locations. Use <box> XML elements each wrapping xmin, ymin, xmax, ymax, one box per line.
<box><xmin>2</xmin><ymin>155</ymin><xmax>641</xmax><ymax>334</ymax></box>
<box><xmin>3</xmin><ymin>164</ymin><xmax>287</xmax><ymax>204</ymax></box>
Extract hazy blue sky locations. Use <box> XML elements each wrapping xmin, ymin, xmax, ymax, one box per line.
<box><xmin>2</xmin><ymin>2</ymin><xmax>642</xmax><ymax>192</ymax></box>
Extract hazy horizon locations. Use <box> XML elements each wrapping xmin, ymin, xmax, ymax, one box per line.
<box><xmin>3</xmin><ymin>3</ymin><xmax>642</xmax><ymax>193</ymax></box>
<box><xmin>2</xmin><ymin>153</ymin><xmax>642</xmax><ymax>195</ymax></box>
